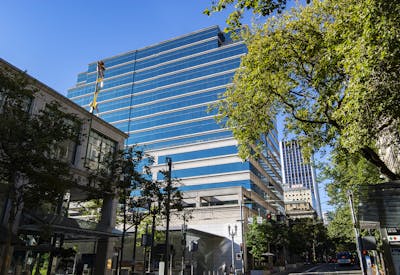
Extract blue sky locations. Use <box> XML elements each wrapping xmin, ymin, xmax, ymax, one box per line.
<box><xmin>1</xmin><ymin>1</ymin><xmax>237</xmax><ymax>95</ymax></box>
<box><xmin>1</xmin><ymin>0</ymin><xmax>331</xmax><ymax>212</ymax></box>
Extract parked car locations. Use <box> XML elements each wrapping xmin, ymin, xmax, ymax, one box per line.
<box><xmin>336</xmin><ymin>251</ymin><xmax>353</xmax><ymax>265</ymax></box>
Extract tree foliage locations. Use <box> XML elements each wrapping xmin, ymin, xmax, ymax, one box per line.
<box><xmin>0</xmin><ymin>67</ymin><xmax>81</xmax><ymax>274</ymax></box>
<box><xmin>204</xmin><ymin>0</ymin><xmax>288</xmax><ymax>34</ymax></box>
<box><xmin>246</xmin><ymin>217</ymin><xmax>329</xmax><ymax>264</ymax></box>
<box><xmin>322</xmin><ymin>149</ymin><xmax>382</xmax><ymax>253</ymax></box>
<box><xmin>326</xmin><ymin>207</ymin><xmax>356</xmax><ymax>252</ymax></box>
<box><xmin>245</xmin><ymin>220</ymin><xmax>270</xmax><ymax>261</ymax></box>
<box><xmin>88</xmin><ymin>146</ymin><xmax>154</xmax><ymax>198</ymax></box>
<box><xmin>288</xmin><ymin>218</ymin><xmax>327</xmax><ymax>261</ymax></box>
<box><xmin>323</xmin><ymin>150</ymin><xmax>382</xmax><ymax>207</ymax></box>
<box><xmin>213</xmin><ymin>0</ymin><xmax>400</xmax><ymax>180</ymax></box>
<box><xmin>0</xmin><ymin>70</ymin><xmax>81</xmax><ymax>207</ymax></box>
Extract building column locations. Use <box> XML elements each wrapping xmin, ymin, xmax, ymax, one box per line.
<box><xmin>94</xmin><ymin>194</ymin><xmax>118</xmax><ymax>275</ymax></box>
<box><xmin>196</xmin><ymin>194</ymin><xmax>201</xmax><ymax>208</ymax></box>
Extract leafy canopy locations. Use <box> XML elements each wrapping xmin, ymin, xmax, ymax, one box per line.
<box><xmin>322</xmin><ymin>149</ymin><xmax>382</xmax><ymax>253</ymax></box>
<box><xmin>204</xmin><ymin>0</ymin><xmax>288</xmax><ymax>34</ymax></box>
<box><xmin>245</xmin><ymin>219</ymin><xmax>270</xmax><ymax>260</ymax></box>
<box><xmin>0</xmin><ymin>67</ymin><xmax>81</xmax><ymax>211</ymax></box>
<box><xmin>0</xmin><ymin>66</ymin><xmax>83</xmax><ymax>275</ymax></box>
<box><xmin>214</xmin><ymin>0</ymin><xmax>400</xmax><ymax>179</ymax></box>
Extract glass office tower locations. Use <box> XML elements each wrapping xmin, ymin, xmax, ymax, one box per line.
<box><xmin>68</xmin><ymin>26</ymin><xmax>283</xmax><ymax>238</ymax></box>
<box><xmin>279</xmin><ymin>140</ymin><xmax>322</xmax><ymax>217</ymax></box>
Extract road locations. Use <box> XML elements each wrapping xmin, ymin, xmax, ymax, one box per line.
<box><xmin>287</xmin><ymin>263</ymin><xmax>362</xmax><ymax>274</ymax></box>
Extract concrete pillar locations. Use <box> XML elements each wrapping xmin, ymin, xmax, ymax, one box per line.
<box><xmin>196</xmin><ymin>194</ymin><xmax>201</xmax><ymax>207</ymax></box>
<box><xmin>94</xmin><ymin>194</ymin><xmax>118</xmax><ymax>275</ymax></box>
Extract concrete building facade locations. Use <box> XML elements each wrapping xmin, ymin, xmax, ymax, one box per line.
<box><xmin>284</xmin><ymin>188</ymin><xmax>317</xmax><ymax>220</ymax></box>
<box><xmin>280</xmin><ymin>140</ymin><xmax>322</xmax><ymax>218</ymax></box>
<box><xmin>0</xmin><ymin>58</ymin><xmax>128</xmax><ymax>275</ymax></box>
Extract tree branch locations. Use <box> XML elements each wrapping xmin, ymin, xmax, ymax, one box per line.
<box><xmin>360</xmin><ymin>146</ymin><xmax>400</xmax><ymax>180</ymax></box>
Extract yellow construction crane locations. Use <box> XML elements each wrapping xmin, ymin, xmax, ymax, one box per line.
<box><xmin>89</xmin><ymin>60</ymin><xmax>106</xmax><ymax>114</ymax></box>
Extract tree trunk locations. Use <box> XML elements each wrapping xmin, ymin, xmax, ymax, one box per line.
<box><xmin>360</xmin><ymin>147</ymin><xmax>400</xmax><ymax>180</ymax></box>
<box><xmin>0</xmin><ymin>222</ymin><xmax>14</xmax><ymax>275</ymax></box>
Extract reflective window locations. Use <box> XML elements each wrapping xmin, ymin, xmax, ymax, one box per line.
<box><xmin>85</xmin><ymin>27</ymin><xmax>220</xmax><ymax>74</ymax></box>
<box><xmin>133</xmin><ymin>43</ymin><xmax>244</xmax><ymax>81</ymax></box>
<box><xmin>130</xmin><ymin>119</ymin><xmax>221</xmax><ymax>143</ymax></box>
<box><xmin>68</xmin><ymin>84</ymin><xmax>96</xmax><ymax>98</ymax></box>
<box><xmin>127</xmin><ymin>130</ymin><xmax>232</xmax><ymax>150</ymax></box>
<box><xmin>85</xmin><ymin>130</ymin><xmax>117</xmax><ymax>171</ymax></box>
<box><xmin>130</xmin><ymin>107</ymin><xmax>217</xmax><ymax>132</ymax></box>
<box><xmin>158</xmin><ymin>145</ymin><xmax>238</xmax><ymax>164</ymax></box>
<box><xmin>77</xmin><ymin>72</ymin><xmax>87</xmax><ymax>83</ymax></box>
<box><xmin>157</xmin><ymin>162</ymin><xmax>249</xmax><ymax>179</ymax></box>
<box><xmin>100</xmin><ymin>109</ymin><xmax>131</xmax><ymax>123</ymax></box>
<box><xmin>132</xmin><ymin>73</ymin><xmax>233</xmax><ymax>105</ymax></box>
<box><xmin>132</xmin><ymin>58</ymin><xmax>240</xmax><ymax>92</ymax></box>
<box><xmin>178</xmin><ymin>180</ymin><xmax>251</xmax><ymax>192</ymax></box>
<box><xmin>135</xmin><ymin>28</ymin><xmax>219</xmax><ymax>59</ymax></box>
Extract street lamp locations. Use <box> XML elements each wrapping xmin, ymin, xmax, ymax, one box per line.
<box><xmin>164</xmin><ymin>157</ymin><xmax>172</xmax><ymax>275</ymax></box>
<box><xmin>130</xmin><ymin>198</ymin><xmax>149</xmax><ymax>274</ymax></box>
<box><xmin>228</xmin><ymin>224</ymin><xmax>238</xmax><ymax>274</ymax></box>
<box><xmin>181</xmin><ymin>223</ymin><xmax>187</xmax><ymax>275</ymax></box>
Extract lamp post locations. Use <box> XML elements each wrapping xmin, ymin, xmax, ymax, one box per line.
<box><xmin>131</xmin><ymin>199</ymin><xmax>148</xmax><ymax>275</ymax></box>
<box><xmin>164</xmin><ymin>157</ymin><xmax>172</xmax><ymax>275</ymax></box>
<box><xmin>147</xmin><ymin>199</ymin><xmax>159</xmax><ymax>273</ymax></box>
<box><xmin>228</xmin><ymin>224</ymin><xmax>237</xmax><ymax>274</ymax></box>
<box><xmin>181</xmin><ymin>223</ymin><xmax>187</xmax><ymax>275</ymax></box>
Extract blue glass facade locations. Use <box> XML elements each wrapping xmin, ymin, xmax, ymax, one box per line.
<box><xmin>68</xmin><ymin>26</ymin><xmax>283</xmax><ymax>215</ymax></box>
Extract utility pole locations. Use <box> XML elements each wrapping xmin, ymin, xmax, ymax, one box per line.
<box><xmin>239</xmin><ymin>200</ymin><xmax>245</xmax><ymax>275</ymax></box>
<box><xmin>228</xmin><ymin>224</ymin><xmax>237</xmax><ymax>274</ymax></box>
<box><xmin>348</xmin><ymin>191</ymin><xmax>366</xmax><ymax>275</ymax></box>
<box><xmin>164</xmin><ymin>157</ymin><xmax>172</xmax><ymax>275</ymax></box>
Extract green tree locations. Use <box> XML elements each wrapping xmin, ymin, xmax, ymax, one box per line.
<box><xmin>88</xmin><ymin>146</ymin><xmax>156</xmax><ymax>270</ymax></box>
<box><xmin>0</xmin><ymin>68</ymin><xmax>81</xmax><ymax>274</ymax></box>
<box><xmin>269</xmin><ymin>221</ymin><xmax>289</xmax><ymax>265</ymax></box>
<box><xmin>322</xmin><ymin>149</ymin><xmax>382</xmax><ymax>253</ymax></box>
<box><xmin>288</xmin><ymin>218</ymin><xmax>328</xmax><ymax>262</ymax></box>
<box><xmin>213</xmin><ymin>0</ymin><xmax>400</xmax><ymax>180</ymax></box>
<box><xmin>204</xmin><ymin>0</ymin><xmax>289</xmax><ymax>35</ymax></box>
<box><xmin>326</xmin><ymin>207</ymin><xmax>355</xmax><ymax>252</ymax></box>
<box><xmin>245</xmin><ymin>218</ymin><xmax>289</xmax><ymax>268</ymax></box>
<box><xmin>324</xmin><ymin>150</ymin><xmax>382</xmax><ymax>207</ymax></box>
<box><xmin>245</xmin><ymin>220</ymin><xmax>270</xmax><ymax>262</ymax></box>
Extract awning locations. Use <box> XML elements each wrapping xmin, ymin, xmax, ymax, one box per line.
<box><xmin>19</xmin><ymin>210</ymin><xmax>122</xmax><ymax>241</ymax></box>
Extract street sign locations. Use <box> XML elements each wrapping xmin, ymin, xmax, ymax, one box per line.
<box><xmin>388</xmin><ymin>235</ymin><xmax>400</xmax><ymax>242</ymax></box>
<box><xmin>257</xmin><ymin>216</ymin><xmax>263</xmax><ymax>224</ymax></box>
<box><xmin>387</xmin><ymin>228</ymin><xmax>400</xmax><ymax>235</ymax></box>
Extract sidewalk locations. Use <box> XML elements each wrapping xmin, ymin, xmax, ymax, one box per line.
<box><xmin>271</xmin><ymin>264</ymin><xmax>317</xmax><ymax>275</ymax></box>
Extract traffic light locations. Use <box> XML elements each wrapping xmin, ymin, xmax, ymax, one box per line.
<box><xmin>266</xmin><ymin>213</ymin><xmax>272</xmax><ymax>221</ymax></box>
